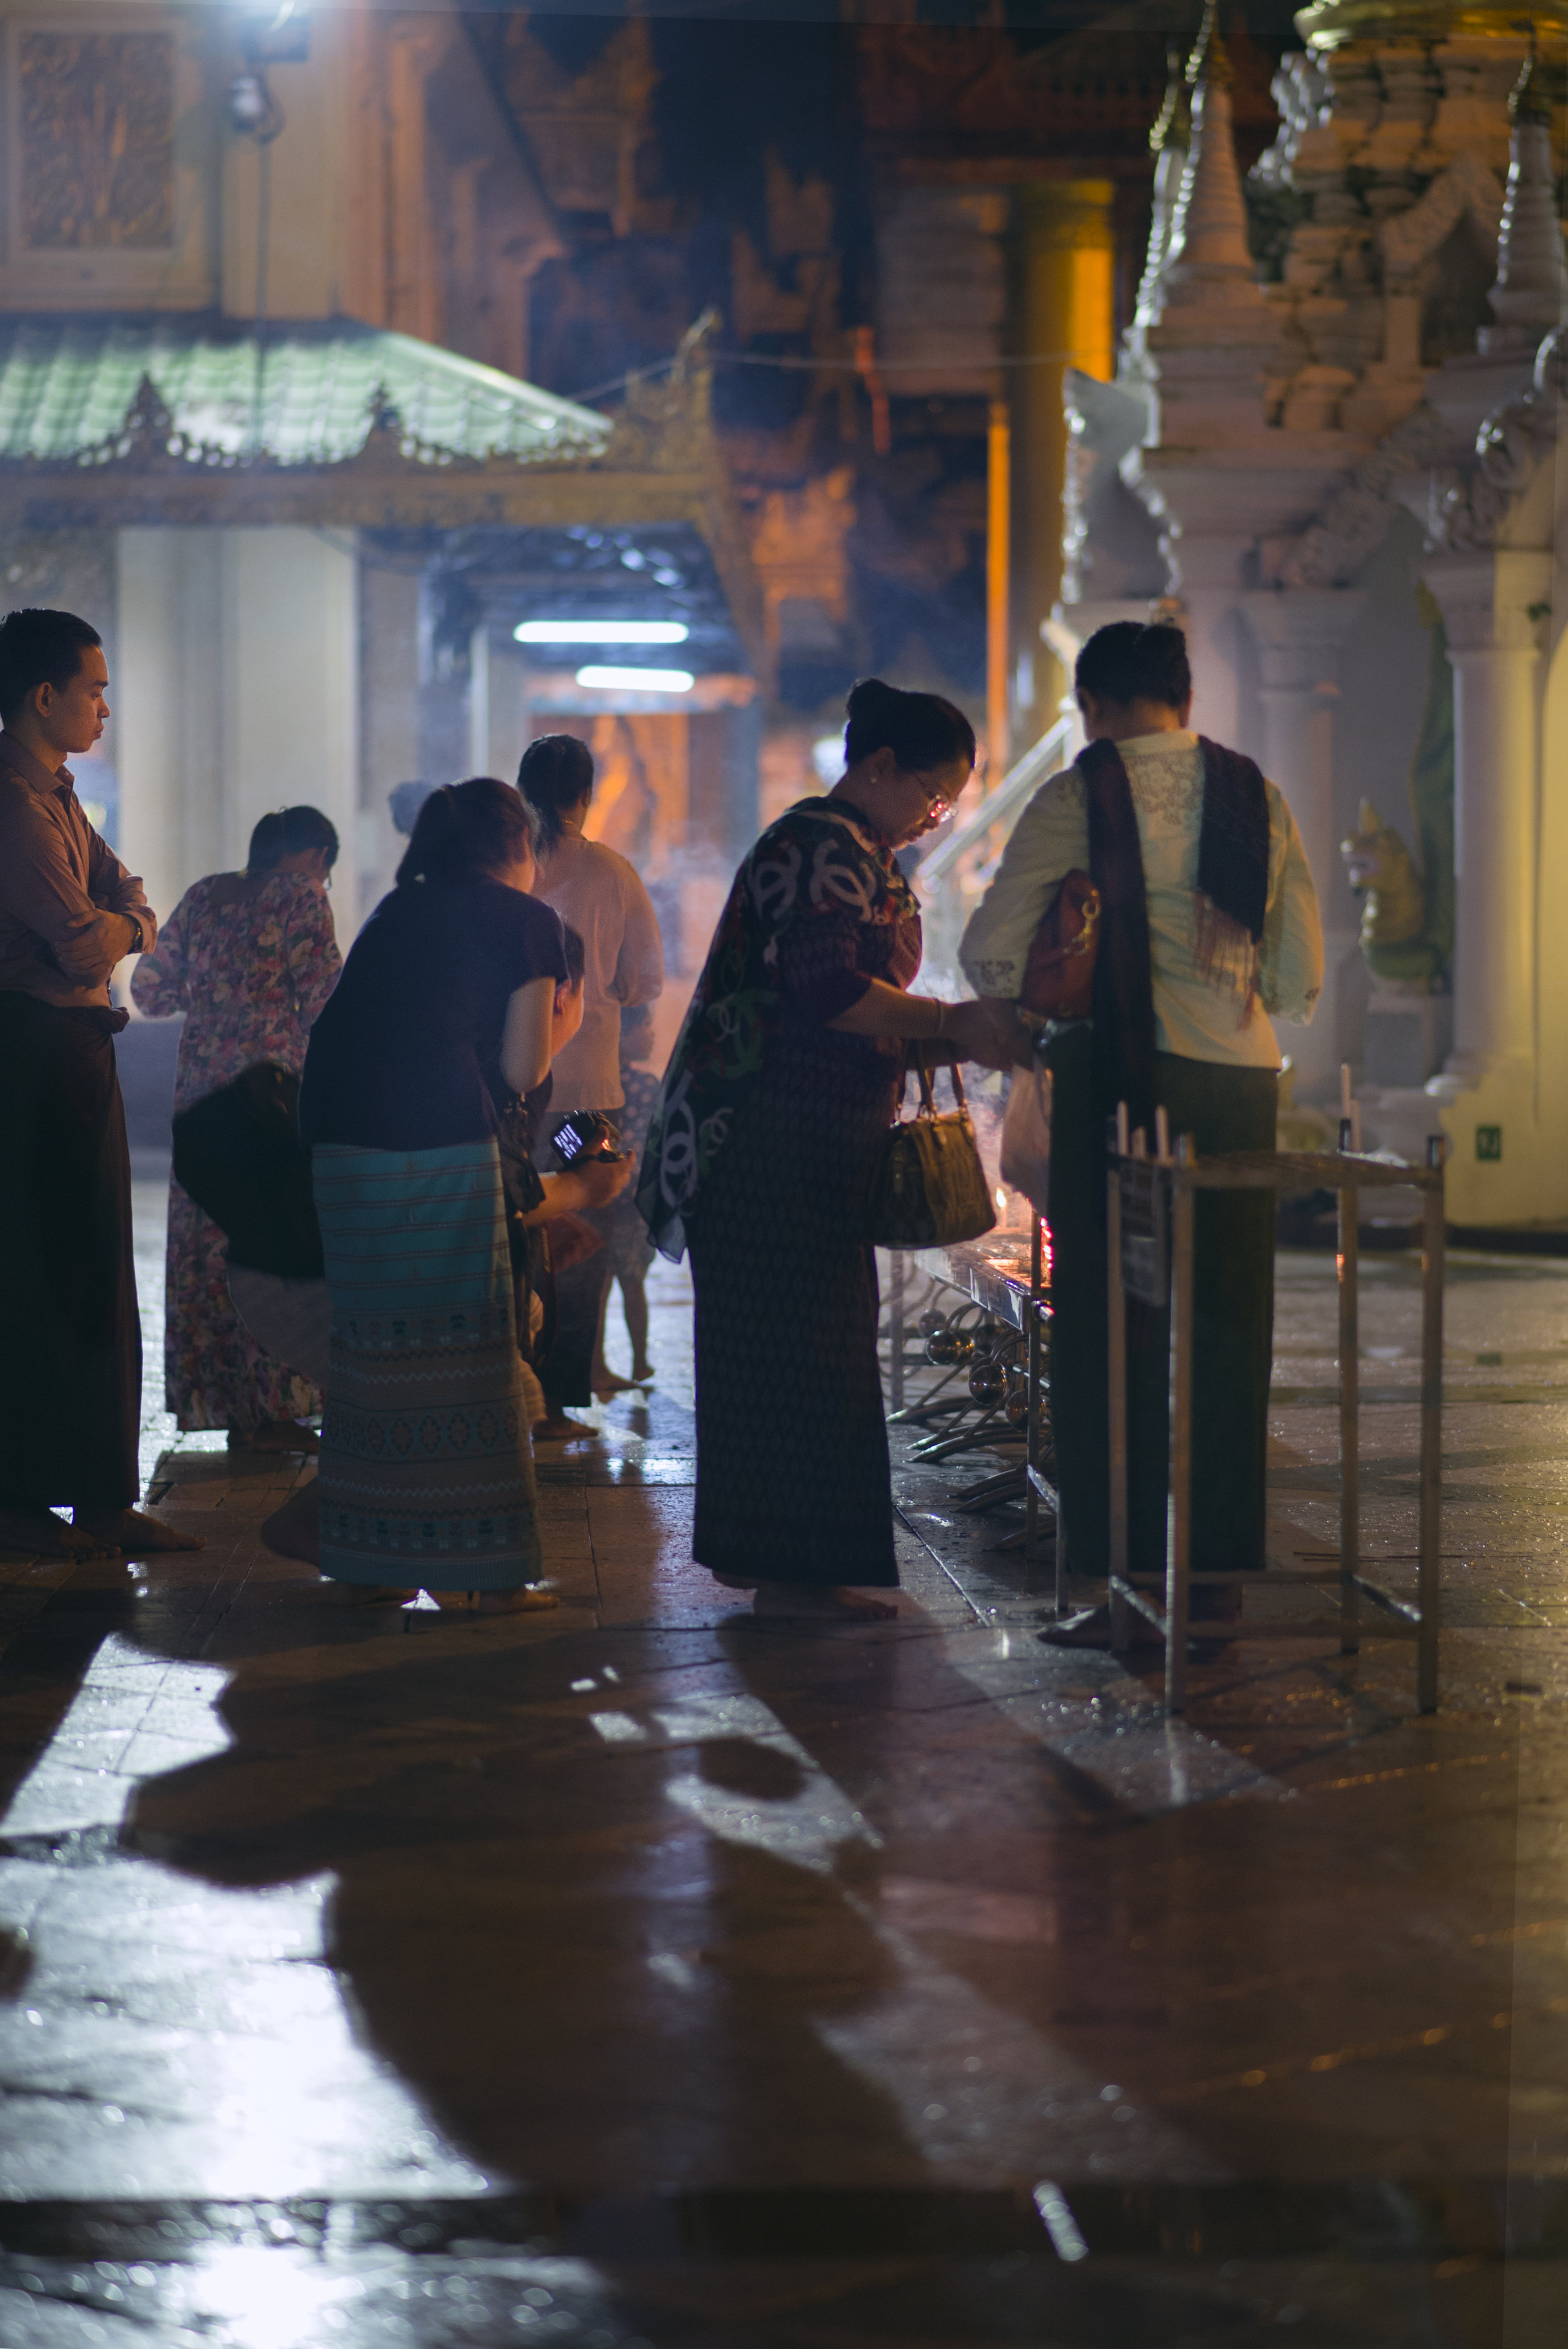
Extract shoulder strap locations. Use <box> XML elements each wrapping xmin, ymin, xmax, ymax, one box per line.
<box><xmin>1196</xmin><ymin>736</ymin><xmax>1269</xmax><ymax>943</ymax></box>
<box><xmin>1078</xmin><ymin>738</ymin><xmax>1158</xmax><ymax>1132</ymax></box>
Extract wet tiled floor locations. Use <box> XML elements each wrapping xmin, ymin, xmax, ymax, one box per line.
<box><xmin>0</xmin><ymin>1188</ymin><xmax>1564</xmax><ymax>2343</ymax></box>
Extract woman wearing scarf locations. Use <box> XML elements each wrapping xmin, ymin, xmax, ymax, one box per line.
<box><xmin>960</xmin><ymin>622</ymin><xmax>1323</xmax><ymax>1637</ymax></box>
<box><xmin>638</xmin><ymin>678</ymin><xmax>1004</xmax><ymax>1621</ymax></box>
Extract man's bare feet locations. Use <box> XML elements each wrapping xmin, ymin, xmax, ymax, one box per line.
<box><xmin>751</xmin><ymin>1583</ymin><xmax>899</xmax><ymax>1622</ymax></box>
<box><xmin>0</xmin><ymin>1506</ymin><xmax>117</xmax><ymax>1561</ymax></box>
<box><xmin>230</xmin><ymin>1421</ymin><xmax>319</xmax><ymax>1455</ymax></box>
<box><xmin>431</xmin><ymin>1586</ymin><xmax>559</xmax><ymax>1615</ymax></box>
<box><xmin>261</xmin><ymin>1479</ymin><xmax>319</xmax><ymax>1566</ymax></box>
<box><xmin>74</xmin><ymin>1508</ymin><xmax>204</xmax><ymax>1557</ymax></box>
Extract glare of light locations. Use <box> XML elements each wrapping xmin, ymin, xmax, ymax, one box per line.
<box><xmin>188</xmin><ymin>2246</ymin><xmax>366</xmax><ymax>2348</ymax></box>
<box><xmin>812</xmin><ymin>734</ymin><xmax>842</xmax><ymax>785</ymax></box>
<box><xmin>516</xmin><ymin>618</ymin><xmax>689</xmax><ymax>644</ymax></box>
<box><xmin>575</xmin><ymin>664</ymin><xmax>694</xmax><ymax>692</ymax></box>
<box><xmin>1033</xmin><ymin>2182</ymin><xmax>1091</xmax><ymax>2262</ymax></box>
<box><xmin>589</xmin><ymin>1710</ymin><xmax>647</xmax><ymax>1742</ymax></box>
<box><xmin>995</xmin><ymin>1187</ymin><xmax>1007</xmax><ymax>1214</ymax></box>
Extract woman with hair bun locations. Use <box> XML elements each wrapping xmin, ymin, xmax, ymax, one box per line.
<box><xmin>131</xmin><ymin>803</ymin><xmax>342</xmax><ymax>1446</ymax></box>
<box><xmin>295</xmin><ymin>777</ymin><xmax>627</xmax><ymax>1610</ymax></box>
<box><xmin>640</xmin><ymin>677</ymin><xmax>1005</xmax><ymax>1621</ymax></box>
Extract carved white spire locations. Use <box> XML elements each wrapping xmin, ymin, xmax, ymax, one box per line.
<box><xmin>1133</xmin><ymin>44</ymin><xmax>1192</xmax><ymax>327</ymax></box>
<box><xmin>1480</xmin><ymin>48</ymin><xmax>1568</xmax><ymax>358</ymax></box>
<box><xmin>1158</xmin><ymin>3</ymin><xmax>1268</xmax><ymax>314</ymax></box>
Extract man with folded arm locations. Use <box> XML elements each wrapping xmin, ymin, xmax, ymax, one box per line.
<box><xmin>0</xmin><ymin>606</ymin><xmax>200</xmax><ymax>1561</ymax></box>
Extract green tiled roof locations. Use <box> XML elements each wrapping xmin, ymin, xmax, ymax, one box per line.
<box><xmin>0</xmin><ymin>315</ymin><xmax>610</xmax><ymax>465</ymax></box>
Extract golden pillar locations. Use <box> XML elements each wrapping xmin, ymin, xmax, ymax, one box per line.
<box><xmin>1010</xmin><ymin>181</ymin><xmax>1116</xmax><ymax>751</ymax></box>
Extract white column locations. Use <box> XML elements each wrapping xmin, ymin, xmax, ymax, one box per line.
<box><xmin>1240</xmin><ymin>587</ymin><xmax>1366</xmax><ymax>1095</ymax></box>
<box><xmin>1419</xmin><ymin>547</ymin><xmax>1555</xmax><ymax>1222</ymax></box>
<box><xmin>115</xmin><ymin>528</ymin><xmax>223</xmax><ymax>934</ymax></box>
<box><xmin>1421</xmin><ymin>551</ymin><xmax>1548</xmax><ymax>1083</ymax></box>
<box><xmin>220</xmin><ymin>529</ymin><xmax>361</xmax><ymax>937</ymax></box>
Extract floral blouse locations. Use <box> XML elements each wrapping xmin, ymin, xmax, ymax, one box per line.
<box><xmin>636</xmin><ymin>797</ymin><xmax>919</xmax><ymax>1259</ymax></box>
<box><xmin>130</xmin><ymin>870</ymin><xmax>341</xmax><ymax>1108</ymax></box>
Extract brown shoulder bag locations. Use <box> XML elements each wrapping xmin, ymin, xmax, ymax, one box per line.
<box><xmin>1019</xmin><ymin>869</ymin><xmax>1100</xmax><ymax>1023</ymax></box>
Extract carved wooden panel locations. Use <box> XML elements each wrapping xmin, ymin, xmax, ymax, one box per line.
<box><xmin>18</xmin><ymin>30</ymin><xmax>175</xmax><ymax>249</ymax></box>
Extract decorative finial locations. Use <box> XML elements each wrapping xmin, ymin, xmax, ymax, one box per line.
<box><xmin>1151</xmin><ymin>41</ymin><xmax>1193</xmax><ymax>156</ymax></box>
<box><xmin>1186</xmin><ymin>1</ymin><xmax>1234</xmax><ymax>94</ymax></box>
<box><xmin>1510</xmin><ymin>36</ymin><xmax>1552</xmax><ymax>130</ymax></box>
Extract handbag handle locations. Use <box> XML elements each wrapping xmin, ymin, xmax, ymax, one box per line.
<box><xmin>901</xmin><ymin>1041</ymin><xmax>968</xmax><ymax>1120</ymax></box>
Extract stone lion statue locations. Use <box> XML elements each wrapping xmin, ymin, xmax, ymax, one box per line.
<box><xmin>1340</xmin><ymin>800</ymin><xmax>1442</xmax><ymax>984</ymax></box>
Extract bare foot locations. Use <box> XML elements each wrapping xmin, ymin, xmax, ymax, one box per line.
<box><xmin>533</xmin><ymin>1413</ymin><xmax>596</xmax><ymax>1442</ymax></box>
<box><xmin>430</xmin><ymin>1586</ymin><xmax>559</xmax><ymax>1615</ymax></box>
<box><xmin>591</xmin><ymin>1371</ymin><xmax>639</xmax><ymax>1397</ymax></box>
<box><xmin>751</xmin><ymin>1583</ymin><xmax>899</xmax><ymax>1623</ymax></box>
<box><xmin>75</xmin><ymin>1508</ymin><xmax>204</xmax><ymax>1557</ymax></box>
<box><xmin>630</xmin><ymin>1364</ymin><xmax>655</xmax><ymax>1386</ymax></box>
<box><xmin>261</xmin><ymin>1480</ymin><xmax>319</xmax><ymax>1566</ymax></box>
<box><xmin>0</xmin><ymin>1506</ymin><xmax>117</xmax><ymax>1561</ymax></box>
<box><xmin>230</xmin><ymin>1421</ymin><xmax>319</xmax><ymax>1454</ymax></box>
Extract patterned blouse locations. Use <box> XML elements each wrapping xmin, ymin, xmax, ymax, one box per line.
<box><xmin>637</xmin><ymin>796</ymin><xmax>919</xmax><ymax>1258</ymax></box>
<box><xmin>130</xmin><ymin>870</ymin><xmax>341</xmax><ymax>1106</ymax></box>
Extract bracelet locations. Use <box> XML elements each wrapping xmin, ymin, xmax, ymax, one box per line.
<box><xmin>926</xmin><ymin>995</ymin><xmax>946</xmax><ymax>1040</ymax></box>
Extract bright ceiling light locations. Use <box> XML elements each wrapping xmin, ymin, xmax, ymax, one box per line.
<box><xmin>575</xmin><ymin>665</ymin><xmax>695</xmax><ymax>693</ymax></box>
<box><xmin>515</xmin><ymin>619</ymin><xmax>689</xmax><ymax>645</ymax></box>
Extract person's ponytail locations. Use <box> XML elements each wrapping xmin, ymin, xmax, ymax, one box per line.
<box><xmin>395</xmin><ymin>777</ymin><xmax>539</xmax><ymax>887</ymax></box>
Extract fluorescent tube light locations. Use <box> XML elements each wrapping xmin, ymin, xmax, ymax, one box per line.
<box><xmin>515</xmin><ymin>620</ymin><xmax>689</xmax><ymax>645</ymax></box>
<box><xmin>575</xmin><ymin>665</ymin><xmax>695</xmax><ymax>693</ymax></box>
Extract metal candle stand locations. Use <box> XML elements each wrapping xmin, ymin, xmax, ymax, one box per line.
<box><xmin>1105</xmin><ymin>1111</ymin><xmax>1448</xmax><ymax>1716</ymax></box>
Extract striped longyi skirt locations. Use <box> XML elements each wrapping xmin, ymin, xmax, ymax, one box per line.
<box><xmin>312</xmin><ymin>1140</ymin><xmax>543</xmax><ymax>1590</ymax></box>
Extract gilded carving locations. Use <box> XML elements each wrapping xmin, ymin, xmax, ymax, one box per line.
<box><xmin>18</xmin><ymin>32</ymin><xmax>175</xmax><ymax>250</ymax></box>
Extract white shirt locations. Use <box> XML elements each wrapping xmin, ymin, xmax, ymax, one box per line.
<box><xmin>959</xmin><ymin>731</ymin><xmax>1323</xmax><ymax>1068</ymax></box>
<box><xmin>536</xmin><ymin>826</ymin><xmax>665</xmax><ymax>1111</ymax></box>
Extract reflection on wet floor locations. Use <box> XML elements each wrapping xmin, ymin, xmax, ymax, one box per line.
<box><xmin>0</xmin><ymin>1189</ymin><xmax>1564</xmax><ymax>2343</ymax></box>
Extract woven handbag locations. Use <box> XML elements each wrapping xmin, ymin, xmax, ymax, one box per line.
<box><xmin>867</xmin><ymin>1051</ymin><xmax>997</xmax><ymax>1249</ymax></box>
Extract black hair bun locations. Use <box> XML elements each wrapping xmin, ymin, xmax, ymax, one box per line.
<box><xmin>845</xmin><ymin>676</ymin><xmax>903</xmax><ymax>719</ymax></box>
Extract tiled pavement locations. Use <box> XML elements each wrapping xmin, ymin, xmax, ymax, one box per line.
<box><xmin>0</xmin><ymin>1186</ymin><xmax>1565</xmax><ymax>2345</ymax></box>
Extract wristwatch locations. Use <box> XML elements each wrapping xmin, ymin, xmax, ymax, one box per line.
<box><xmin>125</xmin><ymin>915</ymin><xmax>145</xmax><ymax>955</ymax></box>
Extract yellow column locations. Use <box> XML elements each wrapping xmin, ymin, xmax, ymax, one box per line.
<box><xmin>986</xmin><ymin>400</ymin><xmax>1010</xmax><ymax>784</ymax></box>
<box><xmin>1011</xmin><ymin>181</ymin><xmax>1116</xmax><ymax>748</ymax></box>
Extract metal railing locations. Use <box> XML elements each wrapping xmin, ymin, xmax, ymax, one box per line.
<box><xmin>1105</xmin><ymin>1125</ymin><xmax>1447</xmax><ymax>1716</ymax></box>
<box><xmin>919</xmin><ymin>711</ymin><xmax>1078</xmax><ymax>889</ymax></box>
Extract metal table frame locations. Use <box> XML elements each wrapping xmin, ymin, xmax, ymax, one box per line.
<box><xmin>886</xmin><ymin>1235</ymin><xmax>1060</xmax><ymax>1567</ymax></box>
<box><xmin>1106</xmin><ymin>1136</ymin><xmax>1448</xmax><ymax>1715</ymax></box>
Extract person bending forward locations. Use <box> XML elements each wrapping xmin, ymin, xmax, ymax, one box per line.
<box><xmin>638</xmin><ymin>677</ymin><xmax>1004</xmax><ymax>1623</ymax></box>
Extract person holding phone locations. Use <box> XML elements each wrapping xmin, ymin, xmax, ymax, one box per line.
<box><xmin>295</xmin><ymin>778</ymin><xmax>626</xmax><ymax>1611</ymax></box>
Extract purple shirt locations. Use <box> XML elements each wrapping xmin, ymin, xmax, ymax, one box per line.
<box><xmin>0</xmin><ymin>731</ymin><xmax>154</xmax><ymax>1007</ymax></box>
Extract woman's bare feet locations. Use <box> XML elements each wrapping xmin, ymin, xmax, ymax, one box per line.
<box><xmin>74</xmin><ymin>1508</ymin><xmax>204</xmax><ymax>1556</ymax></box>
<box><xmin>751</xmin><ymin>1583</ymin><xmax>899</xmax><ymax>1622</ymax></box>
<box><xmin>431</xmin><ymin>1586</ymin><xmax>559</xmax><ymax>1615</ymax></box>
<box><xmin>261</xmin><ymin>1479</ymin><xmax>319</xmax><ymax>1566</ymax></box>
<box><xmin>0</xmin><ymin>1507</ymin><xmax>117</xmax><ymax>1561</ymax></box>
